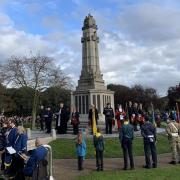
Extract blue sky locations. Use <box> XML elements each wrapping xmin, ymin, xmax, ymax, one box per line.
<box><xmin>0</xmin><ymin>0</ymin><xmax>180</xmax><ymax>95</ymax></box>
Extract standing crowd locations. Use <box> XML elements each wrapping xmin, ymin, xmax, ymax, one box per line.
<box><xmin>75</xmin><ymin>101</ymin><xmax>180</xmax><ymax>172</ymax></box>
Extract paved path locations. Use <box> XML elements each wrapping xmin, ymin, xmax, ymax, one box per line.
<box><xmin>31</xmin><ymin>128</ymin><xmax>166</xmax><ymax>139</ymax></box>
<box><xmin>52</xmin><ymin>153</ymin><xmax>176</xmax><ymax>180</ymax></box>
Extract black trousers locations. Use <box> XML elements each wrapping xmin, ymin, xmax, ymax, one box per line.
<box><xmin>40</xmin><ymin>118</ymin><xmax>44</xmax><ymax>130</ymax></box>
<box><xmin>105</xmin><ymin>117</ymin><xmax>112</xmax><ymax>134</ymax></box>
<box><xmin>56</xmin><ymin>123</ymin><xmax>67</xmax><ymax>134</ymax></box>
<box><xmin>1</xmin><ymin>152</ymin><xmax>5</xmax><ymax>170</ymax></box>
<box><xmin>78</xmin><ymin>156</ymin><xmax>83</xmax><ymax>170</ymax></box>
<box><xmin>73</xmin><ymin>124</ymin><xmax>79</xmax><ymax>135</ymax></box>
<box><xmin>46</xmin><ymin>120</ymin><xmax>52</xmax><ymax>133</ymax></box>
<box><xmin>122</xmin><ymin>139</ymin><xmax>134</xmax><ymax>169</ymax></box>
<box><xmin>96</xmin><ymin>150</ymin><xmax>104</xmax><ymax>169</ymax></box>
<box><xmin>144</xmin><ymin>140</ymin><xmax>157</xmax><ymax>167</ymax></box>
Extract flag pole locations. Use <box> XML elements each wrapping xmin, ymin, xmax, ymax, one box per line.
<box><xmin>176</xmin><ymin>102</ymin><xmax>180</xmax><ymax>123</ymax></box>
<box><xmin>92</xmin><ymin>106</ymin><xmax>97</xmax><ymax>135</ymax></box>
<box><xmin>151</xmin><ymin>102</ymin><xmax>156</xmax><ymax>127</ymax></box>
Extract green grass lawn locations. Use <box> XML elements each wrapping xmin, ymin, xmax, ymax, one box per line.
<box><xmin>49</xmin><ymin>135</ymin><xmax>171</xmax><ymax>159</ymax></box>
<box><xmin>76</xmin><ymin>166</ymin><xmax>180</xmax><ymax>180</ymax></box>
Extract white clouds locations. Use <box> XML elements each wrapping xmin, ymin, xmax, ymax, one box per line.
<box><xmin>118</xmin><ymin>3</ymin><xmax>180</xmax><ymax>44</ymax></box>
<box><xmin>0</xmin><ymin>2</ymin><xmax>180</xmax><ymax>96</ymax></box>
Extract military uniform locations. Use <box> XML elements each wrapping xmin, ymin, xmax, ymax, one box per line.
<box><xmin>166</xmin><ymin>120</ymin><xmax>180</xmax><ymax>164</ymax></box>
<box><xmin>141</xmin><ymin>120</ymin><xmax>157</xmax><ymax>168</ymax></box>
<box><xmin>103</xmin><ymin>106</ymin><xmax>114</xmax><ymax>134</ymax></box>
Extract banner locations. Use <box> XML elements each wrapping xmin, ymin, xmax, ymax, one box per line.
<box><xmin>92</xmin><ymin>107</ymin><xmax>97</xmax><ymax>134</ymax></box>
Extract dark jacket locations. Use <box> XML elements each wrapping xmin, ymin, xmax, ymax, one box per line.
<box><xmin>6</xmin><ymin>126</ymin><xmax>17</xmax><ymax>147</ymax></box>
<box><xmin>119</xmin><ymin>123</ymin><xmax>134</xmax><ymax>141</ymax></box>
<box><xmin>44</xmin><ymin>110</ymin><xmax>53</xmax><ymax>122</ymax></box>
<box><xmin>141</xmin><ymin>121</ymin><xmax>156</xmax><ymax>141</ymax></box>
<box><xmin>13</xmin><ymin>133</ymin><xmax>27</xmax><ymax>154</ymax></box>
<box><xmin>23</xmin><ymin>146</ymin><xmax>47</xmax><ymax>176</ymax></box>
<box><xmin>103</xmin><ymin>107</ymin><xmax>114</xmax><ymax>119</ymax></box>
<box><xmin>93</xmin><ymin>133</ymin><xmax>104</xmax><ymax>151</ymax></box>
<box><xmin>55</xmin><ymin>107</ymin><xmax>70</xmax><ymax>128</ymax></box>
<box><xmin>0</xmin><ymin>127</ymin><xmax>7</xmax><ymax>151</ymax></box>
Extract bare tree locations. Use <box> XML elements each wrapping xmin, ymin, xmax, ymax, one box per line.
<box><xmin>0</xmin><ymin>53</ymin><xmax>71</xmax><ymax>128</ymax></box>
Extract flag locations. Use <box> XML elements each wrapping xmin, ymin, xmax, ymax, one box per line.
<box><xmin>92</xmin><ymin>107</ymin><xmax>97</xmax><ymax>135</ymax></box>
<box><xmin>151</xmin><ymin>102</ymin><xmax>157</xmax><ymax>127</ymax></box>
<box><xmin>176</xmin><ymin>102</ymin><xmax>180</xmax><ymax>123</ymax></box>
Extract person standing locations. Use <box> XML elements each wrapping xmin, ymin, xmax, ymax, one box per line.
<box><xmin>13</xmin><ymin>126</ymin><xmax>27</xmax><ymax>179</ymax></box>
<box><xmin>0</xmin><ymin>119</ymin><xmax>8</xmax><ymax>170</ymax></box>
<box><xmin>119</xmin><ymin>118</ymin><xmax>134</xmax><ymax>170</ymax></box>
<box><xmin>39</xmin><ymin>106</ymin><xmax>45</xmax><ymax>131</ymax></box>
<box><xmin>128</xmin><ymin>101</ymin><xmax>133</xmax><ymax>123</ymax></box>
<box><xmin>138</xmin><ymin>103</ymin><xmax>145</xmax><ymax>128</ymax></box>
<box><xmin>132</xmin><ymin>103</ymin><xmax>139</xmax><ymax>131</ymax></box>
<box><xmin>44</xmin><ymin>107</ymin><xmax>53</xmax><ymax>134</ymax></box>
<box><xmin>71</xmin><ymin>108</ymin><xmax>80</xmax><ymax>135</ymax></box>
<box><xmin>141</xmin><ymin>115</ymin><xmax>157</xmax><ymax>169</ymax></box>
<box><xmin>166</xmin><ymin>115</ymin><xmax>180</xmax><ymax>164</ymax></box>
<box><xmin>55</xmin><ymin>102</ymin><xmax>70</xmax><ymax>134</ymax></box>
<box><xmin>76</xmin><ymin>132</ymin><xmax>86</xmax><ymax>170</ymax></box>
<box><xmin>103</xmin><ymin>103</ymin><xmax>114</xmax><ymax>134</ymax></box>
<box><xmin>93</xmin><ymin>128</ymin><xmax>104</xmax><ymax>171</ymax></box>
<box><xmin>4</xmin><ymin>118</ymin><xmax>17</xmax><ymax>176</ymax></box>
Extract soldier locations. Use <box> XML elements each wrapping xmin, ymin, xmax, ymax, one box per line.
<box><xmin>119</xmin><ymin>118</ymin><xmax>134</xmax><ymax>170</ymax></box>
<box><xmin>141</xmin><ymin>115</ymin><xmax>157</xmax><ymax>169</ymax></box>
<box><xmin>166</xmin><ymin>114</ymin><xmax>180</xmax><ymax>164</ymax></box>
<box><xmin>103</xmin><ymin>103</ymin><xmax>114</xmax><ymax>134</ymax></box>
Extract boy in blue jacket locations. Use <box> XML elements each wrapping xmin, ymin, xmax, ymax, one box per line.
<box><xmin>76</xmin><ymin>131</ymin><xmax>86</xmax><ymax>170</ymax></box>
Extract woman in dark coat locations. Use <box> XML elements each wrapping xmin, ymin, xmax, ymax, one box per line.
<box><xmin>71</xmin><ymin>108</ymin><xmax>80</xmax><ymax>135</ymax></box>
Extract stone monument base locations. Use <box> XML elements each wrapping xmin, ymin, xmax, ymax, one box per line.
<box><xmin>71</xmin><ymin>89</ymin><xmax>114</xmax><ymax>122</ymax></box>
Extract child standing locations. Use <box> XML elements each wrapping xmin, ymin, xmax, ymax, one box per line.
<box><xmin>93</xmin><ymin>128</ymin><xmax>104</xmax><ymax>171</ymax></box>
<box><xmin>76</xmin><ymin>131</ymin><xmax>86</xmax><ymax>170</ymax></box>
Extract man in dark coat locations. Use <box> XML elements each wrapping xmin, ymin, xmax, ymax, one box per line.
<box><xmin>39</xmin><ymin>106</ymin><xmax>45</xmax><ymax>131</ymax></box>
<box><xmin>103</xmin><ymin>103</ymin><xmax>114</xmax><ymax>134</ymax></box>
<box><xmin>44</xmin><ymin>107</ymin><xmax>53</xmax><ymax>134</ymax></box>
<box><xmin>55</xmin><ymin>102</ymin><xmax>70</xmax><ymax>134</ymax></box>
<box><xmin>141</xmin><ymin>115</ymin><xmax>157</xmax><ymax>169</ymax></box>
